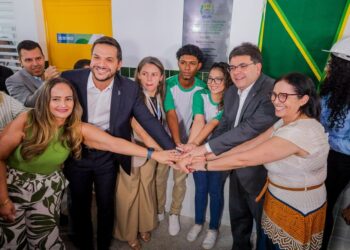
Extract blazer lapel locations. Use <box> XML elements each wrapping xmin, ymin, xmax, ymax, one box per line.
<box><xmin>81</xmin><ymin>78</ymin><xmax>89</xmax><ymax>122</ymax></box>
<box><xmin>109</xmin><ymin>75</ymin><xmax>121</xmax><ymax>132</ymax></box>
<box><xmin>231</xmin><ymin>90</ymin><xmax>240</xmax><ymax>122</ymax></box>
<box><xmin>225</xmin><ymin>87</ymin><xmax>240</xmax><ymax>124</ymax></box>
<box><xmin>75</xmin><ymin>70</ymin><xmax>90</xmax><ymax>122</ymax></box>
<box><xmin>238</xmin><ymin>75</ymin><xmax>265</xmax><ymax>121</ymax></box>
<box><xmin>21</xmin><ymin>70</ymin><xmax>42</xmax><ymax>92</ymax></box>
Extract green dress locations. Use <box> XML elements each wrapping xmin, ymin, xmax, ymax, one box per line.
<box><xmin>0</xmin><ymin>127</ymin><xmax>71</xmax><ymax>249</ymax></box>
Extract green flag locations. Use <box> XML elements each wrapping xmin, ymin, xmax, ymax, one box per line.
<box><xmin>259</xmin><ymin>0</ymin><xmax>350</xmax><ymax>87</ymax></box>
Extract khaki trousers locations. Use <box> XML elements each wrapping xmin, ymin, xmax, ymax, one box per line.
<box><xmin>113</xmin><ymin>159</ymin><xmax>158</xmax><ymax>241</ymax></box>
<box><xmin>156</xmin><ymin>164</ymin><xmax>187</xmax><ymax>215</ymax></box>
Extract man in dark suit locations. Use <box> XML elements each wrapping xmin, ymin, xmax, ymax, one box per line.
<box><xmin>188</xmin><ymin>43</ymin><xmax>278</xmax><ymax>249</ymax></box>
<box><xmin>61</xmin><ymin>36</ymin><xmax>175</xmax><ymax>250</ymax></box>
<box><xmin>5</xmin><ymin>40</ymin><xmax>60</xmax><ymax>107</ymax></box>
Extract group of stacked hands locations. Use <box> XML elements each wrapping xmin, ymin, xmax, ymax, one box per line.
<box><xmin>0</xmin><ymin>36</ymin><xmax>349</xmax><ymax>250</ymax></box>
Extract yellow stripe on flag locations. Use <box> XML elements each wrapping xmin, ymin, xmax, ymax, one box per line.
<box><xmin>268</xmin><ymin>0</ymin><xmax>322</xmax><ymax>81</ymax></box>
<box><xmin>337</xmin><ymin>1</ymin><xmax>350</xmax><ymax>40</ymax></box>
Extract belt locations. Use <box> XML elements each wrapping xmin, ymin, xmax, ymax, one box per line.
<box><xmin>255</xmin><ymin>178</ymin><xmax>324</xmax><ymax>202</ymax></box>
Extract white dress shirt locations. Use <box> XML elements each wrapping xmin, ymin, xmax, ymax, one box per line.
<box><xmin>87</xmin><ymin>73</ymin><xmax>113</xmax><ymax>131</ymax></box>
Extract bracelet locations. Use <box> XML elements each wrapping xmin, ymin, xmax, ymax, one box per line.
<box><xmin>147</xmin><ymin>147</ymin><xmax>155</xmax><ymax>160</ymax></box>
<box><xmin>204</xmin><ymin>162</ymin><xmax>208</xmax><ymax>171</ymax></box>
<box><xmin>0</xmin><ymin>198</ymin><xmax>10</xmax><ymax>207</ymax></box>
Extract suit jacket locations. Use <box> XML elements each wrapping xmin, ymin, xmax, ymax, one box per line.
<box><xmin>209</xmin><ymin>73</ymin><xmax>278</xmax><ymax>194</ymax></box>
<box><xmin>5</xmin><ymin>68</ymin><xmax>43</xmax><ymax>107</ymax></box>
<box><xmin>62</xmin><ymin>69</ymin><xmax>175</xmax><ymax>175</ymax></box>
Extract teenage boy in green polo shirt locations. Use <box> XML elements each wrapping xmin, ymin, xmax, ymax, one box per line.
<box><xmin>158</xmin><ymin>44</ymin><xmax>206</xmax><ymax>236</ymax></box>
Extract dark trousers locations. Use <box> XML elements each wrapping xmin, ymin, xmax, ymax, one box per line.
<box><xmin>64</xmin><ymin>160</ymin><xmax>117</xmax><ymax>250</ymax></box>
<box><xmin>229</xmin><ymin>171</ymin><xmax>264</xmax><ymax>250</ymax></box>
<box><xmin>322</xmin><ymin>150</ymin><xmax>350</xmax><ymax>250</ymax></box>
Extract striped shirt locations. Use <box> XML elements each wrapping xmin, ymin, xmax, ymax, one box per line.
<box><xmin>0</xmin><ymin>92</ymin><xmax>27</xmax><ymax>131</ymax></box>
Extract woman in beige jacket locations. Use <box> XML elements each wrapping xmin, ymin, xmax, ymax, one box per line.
<box><xmin>113</xmin><ymin>57</ymin><xmax>169</xmax><ymax>249</ymax></box>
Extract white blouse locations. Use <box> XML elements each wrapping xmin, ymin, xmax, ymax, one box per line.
<box><xmin>264</xmin><ymin>118</ymin><xmax>329</xmax><ymax>214</ymax></box>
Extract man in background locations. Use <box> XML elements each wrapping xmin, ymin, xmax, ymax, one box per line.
<box><xmin>5</xmin><ymin>40</ymin><xmax>60</xmax><ymax>107</ymax></box>
<box><xmin>73</xmin><ymin>59</ymin><xmax>90</xmax><ymax>69</ymax></box>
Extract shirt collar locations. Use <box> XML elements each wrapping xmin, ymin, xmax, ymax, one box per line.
<box><xmin>24</xmin><ymin>68</ymin><xmax>43</xmax><ymax>82</ymax></box>
<box><xmin>87</xmin><ymin>72</ymin><xmax>113</xmax><ymax>91</ymax></box>
<box><xmin>33</xmin><ymin>76</ymin><xmax>42</xmax><ymax>81</ymax></box>
<box><xmin>237</xmin><ymin>81</ymin><xmax>255</xmax><ymax>97</ymax></box>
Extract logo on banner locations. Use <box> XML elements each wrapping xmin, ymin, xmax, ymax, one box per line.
<box><xmin>200</xmin><ymin>1</ymin><xmax>214</xmax><ymax>19</ymax></box>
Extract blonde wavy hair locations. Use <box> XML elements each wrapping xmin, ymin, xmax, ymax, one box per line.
<box><xmin>21</xmin><ymin>77</ymin><xmax>83</xmax><ymax>160</ymax></box>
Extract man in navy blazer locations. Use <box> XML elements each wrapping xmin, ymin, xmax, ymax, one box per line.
<box><xmin>62</xmin><ymin>36</ymin><xmax>175</xmax><ymax>250</ymax></box>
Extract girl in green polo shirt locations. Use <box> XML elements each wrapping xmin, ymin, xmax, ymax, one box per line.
<box><xmin>185</xmin><ymin>62</ymin><xmax>231</xmax><ymax>249</ymax></box>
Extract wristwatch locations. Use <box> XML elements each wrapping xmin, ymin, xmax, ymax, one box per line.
<box><xmin>147</xmin><ymin>147</ymin><xmax>155</xmax><ymax>160</ymax></box>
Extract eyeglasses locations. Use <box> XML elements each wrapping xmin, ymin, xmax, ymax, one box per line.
<box><xmin>270</xmin><ymin>92</ymin><xmax>300</xmax><ymax>103</ymax></box>
<box><xmin>228</xmin><ymin>62</ymin><xmax>255</xmax><ymax>72</ymax></box>
<box><xmin>207</xmin><ymin>77</ymin><xmax>224</xmax><ymax>85</ymax></box>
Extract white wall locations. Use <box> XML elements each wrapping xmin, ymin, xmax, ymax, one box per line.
<box><xmin>112</xmin><ymin>0</ymin><xmax>265</xmax><ymax>69</ymax></box>
<box><xmin>13</xmin><ymin>0</ymin><xmax>48</xmax><ymax>57</ymax></box>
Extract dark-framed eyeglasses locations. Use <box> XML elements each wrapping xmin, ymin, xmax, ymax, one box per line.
<box><xmin>270</xmin><ymin>92</ymin><xmax>301</xmax><ymax>103</ymax></box>
<box><xmin>207</xmin><ymin>77</ymin><xmax>224</xmax><ymax>85</ymax></box>
<box><xmin>228</xmin><ymin>62</ymin><xmax>255</xmax><ymax>72</ymax></box>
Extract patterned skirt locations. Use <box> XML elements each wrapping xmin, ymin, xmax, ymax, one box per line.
<box><xmin>258</xmin><ymin>190</ymin><xmax>326</xmax><ymax>250</ymax></box>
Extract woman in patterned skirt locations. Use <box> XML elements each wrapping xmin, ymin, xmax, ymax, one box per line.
<box><xmin>0</xmin><ymin>77</ymin><xmax>177</xmax><ymax>249</ymax></box>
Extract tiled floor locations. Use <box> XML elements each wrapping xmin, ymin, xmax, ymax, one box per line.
<box><xmin>61</xmin><ymin>185</ymin><xmax>350</xmax><ymax>250</ymax></box>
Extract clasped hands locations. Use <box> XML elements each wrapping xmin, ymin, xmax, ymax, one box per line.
<box><xmin>168</xmin><ymin>143</ymin><xmax>208</xmax><ymax>174</ymax></box>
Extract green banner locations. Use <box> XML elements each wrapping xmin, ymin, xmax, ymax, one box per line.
<box><xmin>259</xmin><ymin>0</ymin><xmax>350</xmax><ymax>87</ymax></box>
<box><xmin>57</xmin><ymin>33</ymin><xmax>103</xmax><ymax>44</ymax></box>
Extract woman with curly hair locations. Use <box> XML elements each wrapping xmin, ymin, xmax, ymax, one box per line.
<box><xmin>0</xmin><ymin>77</ymin><xmax>177</xmax><ymax>249</ymax></box>
<box><xmin>320</xmin><ymin>37</ymin><xmax>350</xmax><ymax>249</ymax></box>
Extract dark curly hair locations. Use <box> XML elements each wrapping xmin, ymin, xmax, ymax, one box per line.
<box><xmin>208</xmin><ymin>62</ymin><xmax>232</xmax><ymax>110</ymax></box>
<box><xmin>275</xmin><ymin>72</ymin><xmax>320</xmax><ymax>120</ymax></box>
<box><xmin>320</xmin><ymin>54</ymin><xmax>350</xmax><ymax>129</ymax></box>
<box><xmin>176</xmin><ymin>44</ymin><xmax>204</xmax><ymax>64</ymax></box>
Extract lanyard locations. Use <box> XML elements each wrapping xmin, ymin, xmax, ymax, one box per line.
<box><xmin>144</xmin><ymin>91</ymin><xmax>162</xmax><ymax>121</ymax></box>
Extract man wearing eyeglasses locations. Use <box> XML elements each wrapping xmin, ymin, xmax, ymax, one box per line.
<box><xmin>187</xmin><ymin>43</ymin><xmax>278</xmax><ymax>249</ymax></box>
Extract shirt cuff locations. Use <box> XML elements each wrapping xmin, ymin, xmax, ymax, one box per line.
<box><xmin>205</xmin><ymin>143</ymin><xmax>212</xmax><ymax>153</ymax></box>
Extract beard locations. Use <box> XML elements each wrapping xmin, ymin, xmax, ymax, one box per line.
<box><xmin>91</xmin><ymin>67</ymin><xmax>116</xmax><ymax>82</ymax></box>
